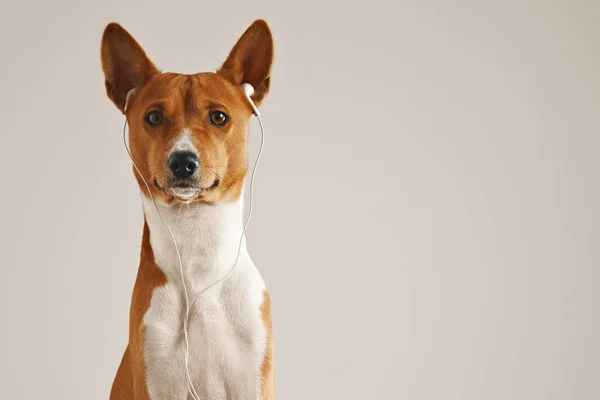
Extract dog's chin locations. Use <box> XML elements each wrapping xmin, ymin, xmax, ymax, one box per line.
<box><xmin>152</xmin><ymin>178</ymin><xmax>220</xmax><ymax>203</ymax></box>
<box><xmin>168</xmin><ymin>187</ymin><xmax>200</xmax><ymax>202</ymax></box>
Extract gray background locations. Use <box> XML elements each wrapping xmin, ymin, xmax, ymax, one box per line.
<box><xmin>0</xmin><ymin>0</ymin><xmax>598</xmax><ymax>399</ymax></box>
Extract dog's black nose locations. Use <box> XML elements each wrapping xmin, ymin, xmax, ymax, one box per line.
<box><xmin>168</xmin><ymin>152</ymin><xmax>199</xmax><ymax>178</ymax></box>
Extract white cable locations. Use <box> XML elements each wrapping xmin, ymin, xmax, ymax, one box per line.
<box><xmin>122</xmin><ymin>108</ymin><xmax>264</xmax><ymax>400</ymax></box>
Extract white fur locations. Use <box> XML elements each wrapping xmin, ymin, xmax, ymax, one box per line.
<box><xmin>171</xmin><ymin>128</ymin><xmax>197</xmax><ymax>154</ymax></box>
<box><xmin>141</xmin><ymin>196</ymin><xmax>268</xmax><ymax>400</ymax></box>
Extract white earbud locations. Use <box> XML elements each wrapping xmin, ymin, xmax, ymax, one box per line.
<box><xmin>242</xmin><ymin>83</ymin><xmax>260</xmax><ymax>116</ymax></box>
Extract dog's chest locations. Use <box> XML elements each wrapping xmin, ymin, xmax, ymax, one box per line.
<box><xmin>140</xmin><ymin>199</ymin><xmax>268</xmax><ymax>400</ymax></box>
<box><xmin>143</xmin><ymin>265</ymin><xmax>267</xmax><ymax>400</ymax></box>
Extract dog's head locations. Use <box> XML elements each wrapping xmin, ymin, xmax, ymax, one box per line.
<box><xmin>100</xmin><ymin>20</ymin><xmax>273</xmax><ymax>204</ymax></box>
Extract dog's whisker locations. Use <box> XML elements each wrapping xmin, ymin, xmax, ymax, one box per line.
<box><xmin>205</xmin><ymin>167</ymin><xmax>238</xmax><ymax>183</ymax></box>
<box><xmin>210</xmin><ymin>171</ymin><xmax>232</xmax><ymax>191</ymax></box>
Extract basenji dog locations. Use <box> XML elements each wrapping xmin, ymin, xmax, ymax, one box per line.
<box><xmin>100</xmin><ymin>19</ymin><xmax>275</xmax><ymax>400</ymax></box>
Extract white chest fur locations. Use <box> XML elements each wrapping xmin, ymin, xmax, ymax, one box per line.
<box><xmin>141</xmin><ymin>197</ymin><xmax>267</xmax><ymax>400</ymax></box>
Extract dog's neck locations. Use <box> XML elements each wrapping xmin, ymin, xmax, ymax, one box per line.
<box><xmin>141</xmin><ymin>195</ymin><xmax>247</xmax><ymax>290</ymax></box>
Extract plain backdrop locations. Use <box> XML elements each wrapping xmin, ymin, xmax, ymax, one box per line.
<box><xmin>0</xmin><ymin>0</ymin><xmax>598</xmax><ymax>399</ymax></box>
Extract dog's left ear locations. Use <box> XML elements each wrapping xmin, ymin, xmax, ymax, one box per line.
<box><xmin>218</xmin><ymin>19</ymin><xmax>274</xmax><ymax>106</ymax></box>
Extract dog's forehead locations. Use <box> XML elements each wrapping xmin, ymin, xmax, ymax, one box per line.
<box><xmin>135</xmin><ymin>72</ymin><xmax>242</xmax><ymax>111</ymax></box>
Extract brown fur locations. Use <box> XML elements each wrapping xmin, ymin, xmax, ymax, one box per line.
<box><xmin>110</xmin><ymin>224</ymin><xmax>166</xmax><ymax>400</ymax></box>
<box><xmin>260</xmin><ymin>291</ymin><xmax>275</xmax><ymax>399</ymax></box>
<box><xmin>101</xmin><ymin>20</ymin><xmax>275</xmax><ymax>399</ymax></box>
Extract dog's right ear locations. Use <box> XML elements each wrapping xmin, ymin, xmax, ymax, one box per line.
<box><xmin>101</xmin><ymin>23</ymin><xmax>160</xmax><ymax>113</ymax></box>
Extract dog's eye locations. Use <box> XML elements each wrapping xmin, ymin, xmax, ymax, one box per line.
<box><xmin>145</xmin><ymin>111</ymin><xmax>163</xmax><ymax>126</ymax></box>
<box><xmin>209</xmin><ymin>111</ymin><xmax>228</xmax><ymax>126</ymax></box>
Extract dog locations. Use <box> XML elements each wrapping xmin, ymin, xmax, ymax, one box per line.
<box><xmin>100</xmin><ymin>19</ymin><xmax>275</xmax><ymax>400</ymax></box>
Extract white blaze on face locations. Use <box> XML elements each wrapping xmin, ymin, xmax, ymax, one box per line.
<box><xmin>171</xmin><ymin>128</ymin><xmax>198</xmax><ymax>155</ymax></box>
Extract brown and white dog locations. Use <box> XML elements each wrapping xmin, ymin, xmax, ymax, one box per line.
<box><xmin>100</xmin><ymin>20</ymin><xmax>274</xmax><ymax>400</ymax></box>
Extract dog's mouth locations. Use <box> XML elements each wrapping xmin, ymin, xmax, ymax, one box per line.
<box><xmin>153</xmin><ymin>178</ymin><xmax>220</xmax><ymax>201</ymax></box>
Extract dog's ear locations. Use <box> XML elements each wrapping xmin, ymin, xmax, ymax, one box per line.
<box><xmin>218</xmin><ymin>19</ymin><xmax>274</xmax><ymax>106</ymax></box>
<box><xmin>101</xmin><ymin>23</ymin><xmax>160</xmax><ymax>113</ymax></box>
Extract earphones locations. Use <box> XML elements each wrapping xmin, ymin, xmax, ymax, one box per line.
<box><xmin>242</xmin><ymin>83</ymin><xmax>260</xmax><ymax>116</ymax></box>
<box><xmin>122</xmin><ymin>83</ymin><xmax>264</xmax><ymax>400</ymax></box>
